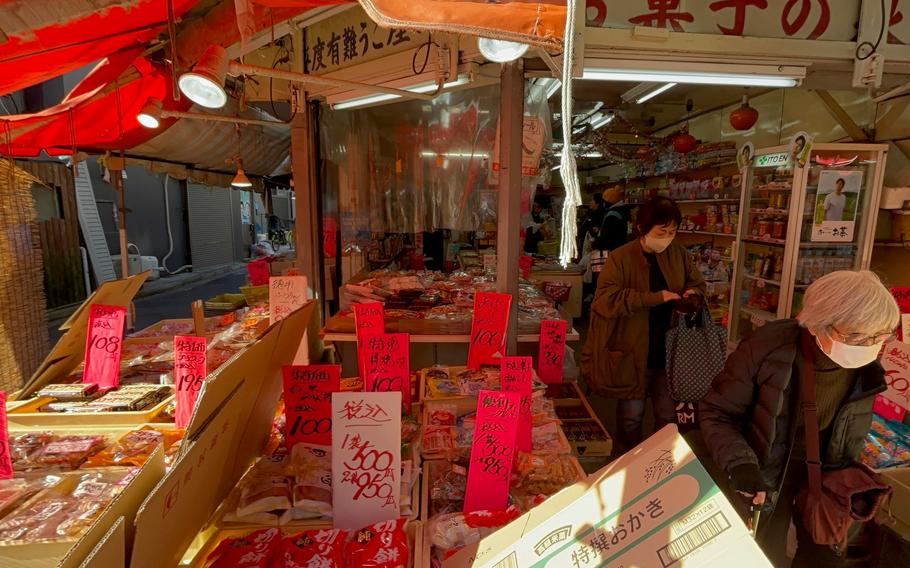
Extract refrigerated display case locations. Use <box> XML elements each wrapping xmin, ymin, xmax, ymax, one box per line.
<box><xmin>728</xmin><ymin>143</ymin><xmax>887</xmax><ymax>347</ymax></box>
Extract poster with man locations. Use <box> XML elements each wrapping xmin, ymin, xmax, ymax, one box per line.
<box><xmin>737</xmin><ymin>142</ymin><xmax>754</xmax><ymax>172</ymax></box>
<box><xmin>788</xmin><ymin>131</ymin><xmax>812</xmax><ymax>168</ymax></box>
<box><xmin>811</xmin><ymin>170</ymin><xmax>863</xmax><ymax>242</ymax></box>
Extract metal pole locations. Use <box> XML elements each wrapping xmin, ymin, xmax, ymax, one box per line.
<box><xmin>496</xmin><ymin>61</ymin><xmax>524</xmax><ymax>354</ymax></box>
<box><xmin>112</xmin><ymin>169</ymin><xmax>130</xmax><ymax>281</ymax></box>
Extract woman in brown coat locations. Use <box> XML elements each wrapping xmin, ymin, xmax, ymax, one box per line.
<box><xmin>581</xmin><ymin>196</ymin><xmax>705</xmax><ymax>452</ymax></box>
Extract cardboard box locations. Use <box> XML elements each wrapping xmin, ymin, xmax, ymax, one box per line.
<box><xmin>445</xmin><ymin>426</ymin><xmax>771</xmax><ymax>568</ymax></box>
<box><xmin>78</xmin><ymin>518</ymin><xmax>125</xmax><ymax>568</ymax></box>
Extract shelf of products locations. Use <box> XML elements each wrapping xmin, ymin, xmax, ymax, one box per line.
<box><xmin>678</xmin><ymin>230</ymin><xmax>735</xmax><ymax>238</ymax></box>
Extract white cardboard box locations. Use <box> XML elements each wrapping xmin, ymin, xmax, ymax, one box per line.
<box><xmin>445</xmin><ymin>425</ymin><xmax>771</xmax><ymax>568</ymax></box>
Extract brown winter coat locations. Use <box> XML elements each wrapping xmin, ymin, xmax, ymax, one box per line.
<box><xmin>581</xmin><ymin>239</ymin><xmax>705</xmax><ymax>399</ymax></box>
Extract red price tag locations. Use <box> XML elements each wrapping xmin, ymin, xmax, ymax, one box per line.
<box><xmin>500</xmin><ymin>356</ymin><xmax>533</xmax><ymax>453</ymax></box>
<box><xmin>519</xmin><ymin>255</ymin><xmax>533</xmax><ymax>278</ymax></box>
<box><xmin>283</xmin><ymin>365</ymin><xmax>341</xmax><ymax>447</ymax></box>
<box><xmin>873</xmin><ymin>395</ymin><xmax>907</xmax><ymax>423</ymax></box>
<box><xmin>174</xmin><ymin>335</ymin><xmax>207</xmax><ymax>429</ymax></box>
<box><xmin>0</xmin><ymin>392</ymin><xmax>11</xmax><ymax>480</ymax></box>
<box><xmin>361</xmin><ymin>333</ymin><xmax>411</xmax><ymax>414</ymax></box>
<box><xmin>464</xmin><ymin>390</ymin><xmax>520</xmax><ymax>513</ymax></box>
<box><xmin>247</xmin><ymin>260</ymin><xmax>270</xmax><ymax>286</ymax></box>
<box><xmin>83</xmin><ymin>304</ymin><xmax>126</xmax><ymax>390</ymax></box>
<box><xmin>467</xmin><ymin>292</ymin><xmax>512</xmax><ymax>370</ymax></box>
<box><xmin>538</xmin><ymin>319</ymin><xmax>568</xmax><ymax>384</ymax></box>
<box><xmin>354</xmin><ymin>302</ymin><xmax>385</xmax><ymax>377</ymax></box>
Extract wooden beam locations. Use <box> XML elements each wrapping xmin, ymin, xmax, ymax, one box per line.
<box><xmin>813</xmin><ymin>90</ymin><xmax>871</xmax><ymax>142</ymax></box>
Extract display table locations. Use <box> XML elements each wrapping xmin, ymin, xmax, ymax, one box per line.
<box><xmin>531</xmin><ymin>263</ymin><xmax>585</xmax><ymax>318</ymax></box>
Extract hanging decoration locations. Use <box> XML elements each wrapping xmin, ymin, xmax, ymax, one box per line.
<box><xmin>672</xmin><ymin>128</ymin><xmax>697</xmax><ymax>154</ymax></box>
<box><xmin>730</xmin><ymin>95</ymin><xmax>759</xmax><ymax>131</ymax></box>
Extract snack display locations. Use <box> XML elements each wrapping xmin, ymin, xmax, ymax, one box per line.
<box><xmin>83</xmin><ymin>427</ymin><xmax>185</xmax><ymax>468</ymax></box>
<box><xmin>207</xmin><ymin>528</ymin><xmax>283</xmax><ymax>568</ymax></box>
<box><xmin>345</xmin><ymin>518</ymin><xmax>409</xmax><ymax>568</ymax></box>
<box><xmin>12</xmin><ymin>433</ymin><xmax>109</xmax><ymax>471</ymax></box>
<box><xmin>861</xmin><ymin>414</ymin><xmax>910</xmax><ymax>469</ymax></box>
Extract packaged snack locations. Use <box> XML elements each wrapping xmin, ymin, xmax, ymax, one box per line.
<box><xmin>277</xmin><ymin>528</ymin><xmax>346</xmax><ymax>567</ymax></box>
<box><xmin>208</xmin><ymin>528</ymin><xmax>282</xmax><ymax>568</ymax></box>
<box><xmin>0</xmin><ymin>476</ymin><xmax>60</xmax><ymax>519</ymax></box>
<box><xmin>30</xmin><ymin>435</ymin><xmax>109</xmax><ymax>469</ymax></box>
<box><xmin>10</xmin><ymin>432</ymin><xmax>55</xmax><ymax>470</ymax></box>
<box><xmin>427</xmin><ymin>507</ymin><xmax>521</xmax><ymax>553</ymax></box>
<box><xmin>289</xmin><ymin>444</ymin><xmax>332</xmax><ymax>517</ymax></box>
<box><xmin>84</xmin><ymin>427</ymin><xmax>184</xmax><ymax>468</ymax></box>
<box><xmin>36</xmin><ymin>383</ymin><xmax>99</xmax><ymax>401</ymax></box>
<box><xmin>345</xmin><ymin>518</ymin><xmax>409</xmax><ymax>568</ymax></box>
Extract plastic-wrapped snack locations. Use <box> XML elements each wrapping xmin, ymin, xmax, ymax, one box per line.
<box><xmin>208</xmin><ymin>528</ymin><xmax>283</xmax><ymax>568</ymax></box>
<box><xmin>532</xmin><ymin>421</ymin><xmax>571</xmax><ymax>454</ymax></box>
<box><xmin>400</xmin><ymin>415</ymin><xmax>419</xmax><ymax>444</ymax></box>
<box><xmin>424</xmin><ymin>367</ymin><xmax>459</xmax><ymax>398</ymax></box>
<box><xmin>455</xmin><ymin>369</ymin><xmax>488</xmax><ymax>396</ymax></box>
<box><xmin>84</xmin><ymin>427</ymin><xmax>184</xmax><ymax>467</ymax></box>
<box><xmin>36</xmin><ymin>383</ymin><xmax>99</xmax><ymax>401</ymax></box>
<box><xmin>427</xmin><ymin>507</ymin><xmax>521</xmax><ymax>555</ymax></box>
<box><xmin>430</xmin><ymin>462</ymin><xmax>468</xmax><ymax>516</ymax></box>
<box><xmin>278</xmin><ymin>528</ymin><xmax>347</xmax><ymax>567</ymax></box>
<box><xmin>30</xmin><ymin>435</ymin><xmax>109</xmax><ymax>469</ymax></box>
<box><xmin>454</xmin><ymin>414</ymin><xmax>476</xmax><ymax>449</ymax></box>
<box><xmin>10</xmin><ymin>432</ymin><xmax>56</xmax><ymax>470</ymax></box>
<box><xmin>289</xmin><ymin>444</ymin><xmax>332</xmax><ymax>517</ymax></box>
<box><xmin>513</xmin><ymin>453</ymin><xmax>583</xmax><ymax>496</ymax></box>
<box><xmin>0</xmin><ymin>476</ymin><xmax>60</xmax><ymax>519</ymax></box>
<box><xmin>237</xmin><ymin>475</ymin><xmax>292</xmax><ymax>518</ymax></box>
<box><xmin>345</xmin><ymin>518</ymin><xmax>409</xmax><ymax>568</ymax></box>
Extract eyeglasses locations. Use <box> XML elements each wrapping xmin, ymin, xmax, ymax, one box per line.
<box><xmin>829</xmin><ymin>327</ymin><xmax>895</xmax><ymax>347</ymax></box>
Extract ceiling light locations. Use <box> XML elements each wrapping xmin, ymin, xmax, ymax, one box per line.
<box><xmin>232</xmin><ymin>167</ymin><xmax>252</xmax><ymax>187</ymax></box>
<box><xmin>636</xmin><ymin>83</ymin><xmax>676</xmax><ymax>103</ymax></box>
<box><xmin>583</xmin><ymin>61</ymin><xmax>804</xmax><ymax>88</ymax></box>
<box><xmin>332</xmin><ymin>74</ymin><xmax>472</xmax><ymax>111</ymax></box>
<box><xmin>591</xmin><ymin>113</ymin><xmax>614</xmax><ymax>130</ymax></box>
<box><xmin>538</xmin><ymin>78</ymin><xmax>561</xmax><ymax>99</ymax></box>
<box><xmin>580</xmin><ymin>151</ymin><xmax>603</xmax><ymax>158</ymax></box>
<box><xmin>477</xmin><ymin>38</ymin><xmax>530</xmax><ymax>63</ymax></box>
<box><xmin>137</xmin><ymin>98</ymin><xmax>162</xmax><ymax>129</ymax></box>
<box><xmin>179</xmin><ymin>45</ymin><xmax>229</xmax><ymax>109</ymax></box>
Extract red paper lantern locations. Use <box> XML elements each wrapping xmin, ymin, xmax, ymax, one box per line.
<box><xmin>672</xmin><ymin>132</ymin><xmax>697</xmax><ymax>154</ymax></box>
<box><xmin>730</xmin><ymin>95</ymin><xmax>759</xmax><ymax>131</ymax></box>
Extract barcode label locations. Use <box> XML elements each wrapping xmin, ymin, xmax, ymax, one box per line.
<box><xmin>657</xmin><ymin>512</ymin><xmax>731</xmax><ymax>567</ymax></box>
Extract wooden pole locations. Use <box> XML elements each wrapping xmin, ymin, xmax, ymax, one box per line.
<box><xmin>496</xmin><ymin>61</ymin><xmax>524</xmax><ymax>354</ymax></box>
<box><xmin>112</xmin><ymin>169</ymin><xmax>129</xmax><ymax>281</ymax></box>
<box><xmin>192</xmin><ymin>300</ymin><xmax>205</xmax><ymax>336</ymax></box>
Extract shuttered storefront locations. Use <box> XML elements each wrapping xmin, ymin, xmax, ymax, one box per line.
<box><xmin>187</xmin><ymin>184</ymin><xmax>235</xmax><ymax>268</ymax></box>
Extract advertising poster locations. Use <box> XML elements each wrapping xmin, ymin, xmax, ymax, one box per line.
<box><xmin>811</xmin><ymin>170</ymin><xmax>863</xmax><ymax>242</ymax></box>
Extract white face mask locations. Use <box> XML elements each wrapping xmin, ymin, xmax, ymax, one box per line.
<box><xmin>817</xmin><ymin>334</ymin><xmax>883</xmax><ymax>369</ymax></box>
<box><xmin>644</xmin><ymin>234</ymin><xmax>674</xmax><ymax>253</ymax></box>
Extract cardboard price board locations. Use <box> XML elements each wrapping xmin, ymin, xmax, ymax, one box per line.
<box><xmin>500</xmin><ymin>357</ymin><xmax>533</xmax><ymax>453</ymax></box>
<box><xmin>881</xmin><ymin>340</ymin><xmax>910</xmax><ymax>410</ymax></box>
<box><xmin>269</xmin><ymin>275</ymin><xmax>308</xmax><ymax>324</ymax></box>
<box><xmin>247</xmin><ymin>260</ymin><xmax>270</xmax><ymax>286</ymax></box>
<box><xmin>467</xmin><ymin>292</ymin><xmax>513</xmax><ymax>369</ymax></box>
<box><xmin>173</xmin><ymin>336</ymin><xmax>207</xmax><ymax>429</ymax></box>
<box><xmin>354</xmin><ymin>302</ymin><xmax>385</xmax><ymax>376</ymax></box>
<box><xmin>538</xmin><ymin>319</ymin><xmax>568</xmax><ymax>384</ymax></box>
<box><xmin>446</xmin><ymin>425</ymin><xmax>771</xmax><ymax>568</ymax></box>
<box><xmin>0</xmin><ymin>392</ymin><xmax>11</xmax><ymax>480</ymax></box>
<box><xmin>83</xmin><ymin>304</ymin><xmax>127</xmax><ymax>390</ymax></box>
<box><xmin>361</xmin><ymin>332</ymin><xmax>411</xmax><ymax>413</ymax></box>
<box><xmin>464</xmin><ymin>390</ymin><xmax>521</xmax><ymax>513</ymax></box>
<box><xmin>282</xmin><ymin>364</ymin><xmax>341</xmax><ymax>447</ymax></box>
<box><xmin>332</xmin><ymin>391</ymin><xmax>401</xmax><ymax>530</ymax></box>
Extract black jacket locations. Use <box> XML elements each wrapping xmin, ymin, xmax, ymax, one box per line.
<box><xmin>699</xmin><ymin>319</ymin><xmax>885</xmax><ymax>494</ymax></box>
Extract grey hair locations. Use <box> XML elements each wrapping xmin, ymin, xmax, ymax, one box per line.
<box><xmin>797</xmin><ymin>270</ymin><xmax>900</xmax><ymax>334</ymax></box>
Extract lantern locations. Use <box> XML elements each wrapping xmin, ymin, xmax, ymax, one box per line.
<box><xmin>730</xmin><ymin>95</ymin><xmax>759</xmax><ymax>131</ymax></box>
<box><xmin>672</xmin><ymin>131</ymin><xmax>697</xmax><ymax>154</ymax></box>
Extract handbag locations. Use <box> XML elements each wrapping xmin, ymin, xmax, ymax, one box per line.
<box><xmin>794</xmin><ymin>331</ymin><xmax>892</xmax><ymax>551</ymax></box>
<box><xmin>665</xmin><ymin>305</ymin><xmax>727</xmax><ymax>402</ymax></box>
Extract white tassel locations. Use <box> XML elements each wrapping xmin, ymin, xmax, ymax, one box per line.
<box><xmin>558</xmin><ymin>0</ymin><xmax>581</xmax><ymax>267</ymax></box>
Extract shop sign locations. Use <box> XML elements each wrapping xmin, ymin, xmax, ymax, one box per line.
<box><xmin>810</xmin><ymin>169</ymin><xmax>862</xmax><ymax>243</ymax></box>
<box><xmin>247</xmin><ymin>260</ymin><xmax>270</xmax><ymax>286</ymax></box>
<box><xmin>492</xmin><ymin>116</ymin><xmax>548</xmax><ymax>177</ymax></box>
<box><xmin>83</xmin><ymin>304</ymin><xmax>127</xmax><ymax>390</ymax></box>
<box><xmin>538</xmin><ymin>319</ymin><xmax>568</xmax><ymax>384</ymax></box>
<box><xmin>354</xmin><ymin>301</ymin><xmax>385</xmax><ymax>376</ymax></box>
<box><xmin>753</xmin><ymin>152</ymin><xmax>789</xmax><ymax>168</ymax></box>
<box><xmin>269</xmin><ymin>275</ymin><xmax>308</xmax><ymax>325</ymax></box>
<box><xmin>500</xmin><ymin>356</ymin><xmax>533</xmax><ymax>452</ymax></box>
<box><xmin>361</xmin><ymin>332</ymin><xmax>411</xmax><ymax>413</ymax></box>
<box><xmin>464</xmin><ymin>390</ymin><xmax>521</xmax><ymax>513</ymax></box>
<box><xmin>0</xmin><ymin>392</ymin><xmax>11</xmax><ymax>480</ymax></box>
<box><xmin>332</xmin><ymin>391</ymin><xmax>401</xmax><ymax>530</ymax></box>
<box><xmin>283</xmin><ymin>364</ymin><xmax>341</xmax><ymax>447</ymax></box>
<box><xmin>304</xmin><ymin>6</ymin><xmax>428</xmax><ymax>74</ymax></box>
<box><xmin>467</xmin><ymin>292</ymin><xmax>513</xmax><ymax>369</ymax></box>
<box><xmin>881</xmin><ymin>340</ymin><xmax>910</xmax><ymax>411</ymax></box>
<box><xmin>173</xmin><ymin>335</ymin><xmax>207</xmax><ymax>429</ymax></box>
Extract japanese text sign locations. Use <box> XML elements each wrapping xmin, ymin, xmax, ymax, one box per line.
<box><xmin>0</xmin><ymin>392</ymin><xmax>11</xmax><ymax>480</ymax></box>
<box><xmin>881</xmin><ymin>340</ymin><xmax>910</xmax><ymax>411</ymax></box>
<box><xmin>538</xmin><ymin>319</ymin><xmax>568</xmax><ymax>384</ymax></box>
<box><xmin>83</xmin><ymin>304</ymin><xmax>127</xmax><ymax>390</ymax></box>
<box><xmin>361</xmin><ymin>333</ymin><xmax>411</xmax><ymax>413</ymax></box>
<box><xmin>467</xmin><ymin>292</ymin><xmax>513</xmax><ymax>369</ymax></box>
<box><xmin>500</xmin><ymin>357</ymin><xmax>533</xmax><ymax>453</ymax></box>
<box><xmin>464</xmin><ymin>390</ymin><xmax>521</xmax><ymax>513</ymax></box>
<box><xmin>354</xmin><ymin>302</ymin><xmax>385</xmax><ymax>376</ymax></box>
<box><xmin>874</xmin><ymin>395</ymin><xmax>906</xmax><ymax>423</ymax></box>
<box><xmin>283</xmin><ymin>365</ymin><xmax>341</xmax><ymax>447</ymax></box>
<box><xmin>247</xmin><ymin>260</ymin><xmax>270</xmax><ymax>286</ymax></box>
<box><xmin>174</xmin><ymin>336</ymin><xmax>207</xmax><ymax>429</ymax></box>
<box><xmin>269</xmin><ymin>276</ymin><xmax>308</xmax><ymax>324</ymax></box>
<box><xmin>332</xmin><ymin>392</ymin><xmax>401</xmax><ymax>530</ymax></box>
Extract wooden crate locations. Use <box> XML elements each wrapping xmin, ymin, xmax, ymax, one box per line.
<box><xmin>552</xmin><ymin>383</ymin><xmax>613</xmax><ymax>458</ymax></box>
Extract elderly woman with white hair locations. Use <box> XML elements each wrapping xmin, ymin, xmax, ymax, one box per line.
<box><xmin>700</xmin><ymin>270</ymin><xmax>899</xmax><ymax>566</ymax></box>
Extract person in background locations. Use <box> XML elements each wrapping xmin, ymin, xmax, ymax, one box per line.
<box><xmin>577</xmin><ymin>192</ymin><xmax>606</xmax><ymax>256</ymax></box>
<box><xmin>581</xmin><ymin>196</ymin><xmax>705</xmax><ymax>453</ymax></box>
<box><xmin>700</xmin><ymin>270</ymin><xmax>898</xmax><ymax>566</ymax></box>
<box><xmin>596</xmin><ymin>187</ymin><xmax>631</xmax><ymax>253</ymax></box>
<box><xmin>524</xmin><ymin>196</ymin><xmax>551</xmax><ymax>254</ymax></box>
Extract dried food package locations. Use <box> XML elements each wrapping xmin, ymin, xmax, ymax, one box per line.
<box><xmin>29</xmin><ymin>435</ymin><xmax>109</xmax><ymax>469</ymax></box>
<box><xmin>84</xmin><ymin>427</ymin><xmax>184</xmax><ymax>468</ymax></box>
<box><xmin>277</xmin><ymin>528</ymin><xmax>346</xmax><ymax>568</ymax></box>
<box><xmin>345</xmin><ymin>518</ymin><xmax>409</xmax><ymax>568</ymax></box>
<box><xmin>207</xmin><ymin>528</ymin><xmax>283</xmax><ymax>568</ymax></box>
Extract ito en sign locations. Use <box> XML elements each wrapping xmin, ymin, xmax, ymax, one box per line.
<box><xmin>173</xmin><ymin>336</ymin><xmax>207</xmax><ymax>429</ymax></box>
<box><xmin>464</xmin><ymin>390</ymin><xmax>521</xmax><ymax>513</ymax></box>
<box><xmin>360</xmin><ymin>333</ymin><xmax>411</xmax><ymax>413</ymax></box>
<box><xmin>467</xmin><ymin>292</ymin><xmax>512</xmax><ymax>369</ymax></box>
<box><xmin>331</xmin><ymin>391</ymin><xmax>401</xmax><ymax>530</ymax></box>
<box><xmin>538</xmin><ymin>319</ymin><xmax>568</xmax><ymax>384</ymax></box>
<box><xmin>83</xmin><ymin>304</ymin><xmax>127</xmax><ymax>390</ymax></box>
<box><xmin>269</xmin><ymin>276</ymin><xmax>308</xmax><ymax>325</ymax></box>
<box><xmin>282</xmin><ymin>365</ymin><xmax>341</xmax><ymax>447</ymax></box>
<box><xmin>500</xmin><ymin>356</ymin><xmax>532</xmax><ymax>453</ymax></box>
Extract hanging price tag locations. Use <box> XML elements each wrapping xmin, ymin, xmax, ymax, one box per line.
<box><xmin>500</xmin><ymin>356</ymin><xmax>533</xmax><ymax>453</ymax></box>
<box><xmin>247</xmin><ymin>260</ymin><xmax>270</xmax><ymax>286</ymax></box>
<box><xmin>467</xmin><ymin>292</ymin><xmax>512</xmax><ymax>370</ymax></box>
<box><xmin>83</xmin><ymin>304</ymin><xmax>127</xmax><ymax>390</ymax></box>
<box><xmin>269</xmin><ymin>275</ymin><xmax>308</xmax><ymax>324</ymax></box>
<box><xmin>354</xmin><ymin>302</ymin><xmax>385</xmax><ymax>377</ymax></box>
<box><xmin>464</xmin><ymin>390</ymin><xmax>520</xmax><ymax>513</ymax></box>
<box><xmin>361</xmin><ymin>333</ymin><xmax>411</xmax><ymax>414</ymax></box>
<box><xmin>519</xmin><ymin>255</ymin><xmax>533</xmax><ymax>279</ymax></box>
<box><xmin>0</xmin><ymin>392</ymin><xmax>11</xmax><ymax>480</ymax></box>
<box><xmin>173</xmin><ymin>336</ymin><xmax>207</xmax><ymax>429</ymax></box>
<box><xmin>283</xmin><ymin>365</ymin><xmax>341</xmax><ymax>447</ymax></box>
<box><xmin>538</xmin><ymin>319</ymin><xmax>568</xmax><ymax>384</ymax></box>
<box><xmin>332</xmin><ymin>391</ymin><xmax>401</xmax><ymax>530</ymax></box>
<box><xmin>881</xmin><ymin>340</ymin><xmax>910</xmax><ymax>411</ymax></box>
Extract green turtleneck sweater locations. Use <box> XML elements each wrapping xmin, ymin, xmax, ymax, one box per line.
<box><xmin>812</xmin><ymin>342</ymin><xmax>857</xmax><ymax>430</ymax></box>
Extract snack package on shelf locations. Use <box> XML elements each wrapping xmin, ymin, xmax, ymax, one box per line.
<box><xmin>345</xmin><ymin>518</ymin><xmax>409</xmax><ymax>568</ymax></box>
<box><xmin>83</xmin><ymin>426</ymin><xmax>184</xmax><ymax>468</ymax></box>
<box><xmin>207</xmin><ymin>528</ymin><xmax>283</xmax><ymax>568</ymax></box>
<box><xmin>426</xmin><ymin>507</ymin><xmax>522</xmax><ymax>566</ymax></box>
<box><xmin>861</xmin><ymin>414</ymin><xmax>910</xmax><ymax>469</ymax></box>
<box><xmin>277</xmin><ymin>527</ymin><xmax>347</xmax><ymax>567</ymax></box>
<box><xmin>0</xmin><ymin>476</ymin><xmax>61</xmax><ymax>519</ymax></box>
<box><xmin>12</xmin><ymin>433</ymin><xmax>110</xmax><ymax>471</ymax></box>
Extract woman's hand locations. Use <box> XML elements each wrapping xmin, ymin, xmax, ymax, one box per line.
<box><xmin>660</xmin><ymin>290</ymin><xmax>682</xmax><ymax>303</ymax></box>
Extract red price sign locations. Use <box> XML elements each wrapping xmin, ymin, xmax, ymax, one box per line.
<box><xmin>874</xmin><ymin>395</ymin><xmax>907</xmax><ymax>423</ymax></box>
<box><xmin>881</xmin><ymin>340</ymin><xmax>910</xmax><ymax>411</ymax></box>
<box><xmin>354</xmin><ymin>302</ymin><xmax>385</xmax><ymax>377</ymax></box>
<box><xmin>0</xmin><ymin>392</ymin><xmax>11</xmax><ymax>480</ymax></box>
<box><xmin>500</xmin><ymin>356</ymin><xmax>533</xmax><ymax>453</ymax></box>
<box><xmin>467</xmin><ymin>292</ymin><xmax>512</xmax><ymax>370</ymax></box>
<box><xmin>464</xmin><ymin>390</ymin><xmax>520</xmax><ymax>513</ymax></box>
<box><xmin>519</xmin><ymin>255</ymin><xmax>533</xmax><ymax>278</ymax></box>
<box><xmin>247</xmin><ymin>260</ymin><xmax>270</xmax><ymax>286</ymax></box>
<box><xmin>538</xmin><ymin>319</ymin><xmax>568</xmax><ymax>384</ymax></box>
<box><xmin>282</xmin><ymin>365</ymin><xmax>340</xmax><ymax>447</ymax></box>
<box><xmin>83</xmin><ymin>304</ymin><xmax>126</xmax><ymax>390</ymax></box>
<box><xmin>174</xmin><ymin>335</ymin><xmax>207</xmax><ymax>428</ymax></box>
<box><xmin>361</xmin><ymin>333</ymin><xmax>411</xmax><ymax>414</ymax></box>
